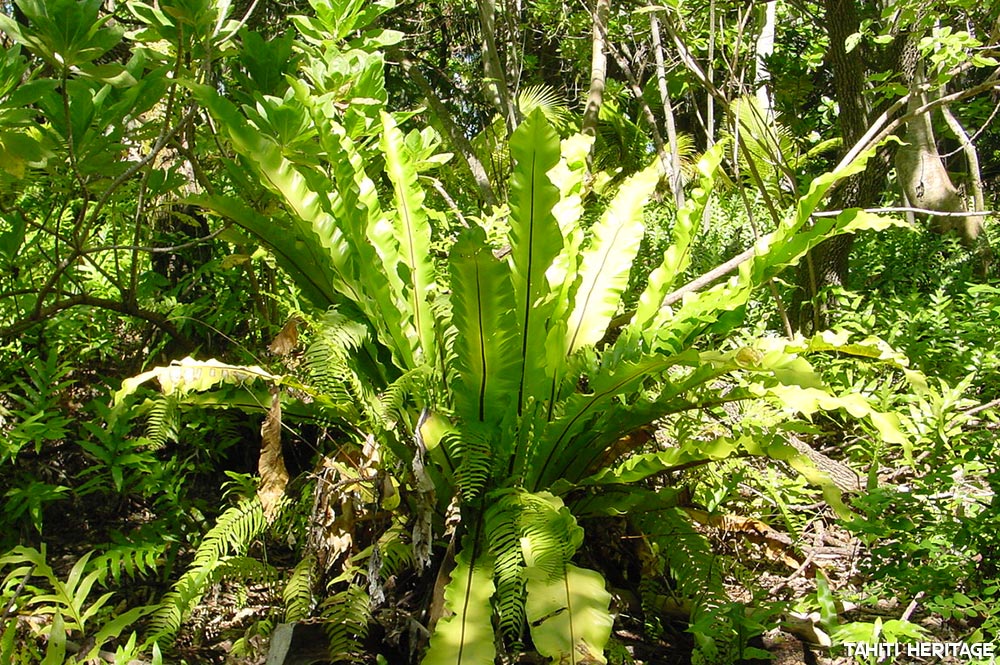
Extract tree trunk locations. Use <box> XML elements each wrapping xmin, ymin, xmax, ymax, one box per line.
<box><xmin>896</xmin><ymin>63</ymin><xmax>982</xmax><ymax>246</ymax></box>
<box><xmin>581</xmin><ymin>0</ymin><xmax>609</xmax><ymax>145</ymax></box>
<box><xmin>754</xmin><ymin>0</ymin><xmax>777</xmax><ymax>122</ymax></box>
<box><xmin>475</xmin><ymin>0</ymin><xmax>519</xmax><ymax>135</ymax></box>
<box><xmin>794</xmin><ymin>0</ymin><xmax>882</xmax><ymax>333</ymax></box>
<box><xmin>651</xmin><ymin>12</ymin><xmax>685</xmax><ymax>207</ymax></box>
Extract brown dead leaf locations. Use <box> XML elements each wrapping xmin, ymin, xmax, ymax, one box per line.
<box><xmin>268</xmin><ymin>317</ymin><xmax>301</xmax><ymax>356</ymax></box>
<box><xmin>258</xmin><ymin>388</ymin><xmax>289</xmax><ymax>520</ymax></box>
<box><xmin>685</xmin><ymin>508</ymin><xmax>802</xmax><ymax>569</ymax></box>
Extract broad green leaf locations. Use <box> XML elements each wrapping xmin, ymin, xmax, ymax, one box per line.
<box><xmin>449</xmin><ymin>226</ymin><xmax>522</xmax><ymax>425</ymax></box>
<box><xmin>325</xmin><ymin>121</ymin><xmax>417</xmax><ymax>369</ymax></box>
<box><xmin>507</xmin><ymin>108</ymin><xmax>563</xmax><ymax>413</ymax></box>
<box><xmin>380</xmin><ymin>111</ymin><xmax>436</xmax><ymax>362</ymax></box>
<box><xmin>631</xmin><ymin>141</ymin><xmax>727</xmax><ymax>330</ymax></box>
<box><xmin>40</xmin><ymin>613</ymin><xmax>66</xmax><ymax>665</ymax></box>
<box><xmin>566</xmin><ymin>163</ymin><xmax>658</xmax><ymax>353</ymax></box>
<box><xmin>421</xmin><ymin>532</ymin><xmax>496</xmax><ymax>665</ymax></box>
<box><xmin>114</xmin><ymin>357</ymin><xmax>281</xmax><ymax>405</ymax></box>
<box><xmin>521</xmin><ymin>492</ymin><xmax>612</xmax><ymax>665</ymax></box>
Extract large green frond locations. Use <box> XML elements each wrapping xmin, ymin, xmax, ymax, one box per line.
<box><xmin>565</xmin><ymin>163</ymin><xmax>659</xmax><ymax>354</ymax></box>
<box><xmin>630</xmin><ymin>142</ymin><xmax>727</xmax><ymax>332</ymax></box>
<box><xmin>323</xmin><ymin>120</ymin><xmax>417</xmax><ymax>370</ymax></box>
<box><xmin>507</xmin><ymin>109</ymin><xmax>564</xmax><ymax>415</ymax></box>
<box><xmin>421</xmin><ymin>530</ymin><xmax>496</xmax><ymax>665</ymax></box>
<box><xmin>448</xmin><ymin>225</ymin><xmax>521</xmax><ymax>425</ymax></box>
<box><xmin>519</xmin><ymin>492</ymin><xmax>613</xmax><ymax>665</ymax></box>
<box><xmin>381</xmin><ymin>111</ymin><xmax>437</xmax><ymax>363</ymax></box>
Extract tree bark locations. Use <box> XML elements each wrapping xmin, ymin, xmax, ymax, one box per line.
<box><xmin>475</xmin><ymin>0</ymin><xmax>519</xmax><ymax>135</ymax></box>
<box><xmin>650</xmin><ymin>12</ymin><xmax>685</xmax><ymax>207</ymax></box>
<box><xmin>581</xmin><ymin>0</ymin><xmax>609</xmax><ymax>145</ymax></box>
<box><xmin>754</xmin><ymin>0</ymin><xmax>777</xmax><ymax>122</ymax></box>
<box><xmin>794</xmin><ymin>0</ymin><xmax>884</xmax><ymax>333</ymax></box>
<box><xmin>388</xmin><ymin>47</ymin><xmax>499</xmax><ymax>209</ymax></box>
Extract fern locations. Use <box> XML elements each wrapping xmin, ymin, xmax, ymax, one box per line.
<box><xmin>451</xmin><ymin>428</ymin><xmax>492</xmax><ymax>502</ymax></box>
<box><xmin>283</xmin><ymin>556</ymin><xmax>316</xmax><ymax>622</ymax></box>
<box><xmin>142</xmin><ymin>394</ymin><xmax>179</xmax><ymax>448</ymax></box>
<box><xmin>92</xmin><ymin>539</ymin><xmax>167</xmax><ymax>585</ymax></box>
<box><xmin>485</xmin><ymin>494</ymin><xmax>526</xmax><ymax>646</ymax></box>
<box><xmin>518</xmin><ymin>491</ymin><xmax>613</xmax><ymax>665</ymax></box>
<box><xmin>320</xmin><ymin>569</ymin><xmax>371</xmax><ymax>663</ymax></box>
<box><xmin>144</xmin><ymin>498</ymin><xmax>267</xmax><ymax>648</ymax></box>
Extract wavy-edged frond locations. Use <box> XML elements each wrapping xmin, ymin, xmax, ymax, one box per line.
<box><xmin>283</xmin><ymin>556</ymin><xmax>316</xmax><ymax>622</ymax></box>
<box><xmin>649</xmin><ymin>151</ymin><xmax>901</xmax><ymax>354</ymax></box>
<box><xmin>565</xmin><ymin>163</ymin><xmax>659</xmax><ymax>355</ymax></box>
<box><xmin>380</xmin><ymin>111</ymin><xmax>437</xmax><ymax>363</ymax></box>
<box><xmin>630</xmin><ymin>142</ymin><xmax>727</xmax><ymax>333</ymax></box>
<box><xmin>115</xmin><ymin>357</ymin><xmax>281</xmax><ymax>405</ymax></box>
<box><xmin>507</xmin><ymin>108</ymin><xmax>563</xmax><ymax>415</ymax></box>
<box><xmin>519</xmin><ymin>491</ymin><xmax>613</xmax><ymax>665</ymax></box>
<box><xmin>726</xmin><ymin>95</ymin><xmax>796</xmax><ymax>198</ymax></box>
<box><xmin>448</xmin><ymin>225</ymin><xmax>521</xmax><ymax>426</ymax></box>
<box><xmin>421</xmin><ymin>529</ymin><xmax>496</xmax><ymax>665</ymax></box>
<box><xmin>189</xmin><ymin>195</ymin><xmax>342</xmax><ymax>311</ymax></box>
<box><xmin>191</xmin><ymin>85</ymin><xmax>363</xmax><ymax>304</ymax></box>
<box><xmin>144</xmin><ymin>499</ymin><xmax>266</xmax><ymax>648</ymax></box>
<box><xmin>323</xmin><ymin>120</ymin><xmax>417</xmax><ymax>371</ymax></box>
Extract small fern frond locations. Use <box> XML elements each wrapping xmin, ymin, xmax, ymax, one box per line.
<box><xmin>283</xmin><ymin>556</ymin><xmax>316</xmax><ymax>622</ymax></box>
<box><xmin>378</xmin><ymin>365</ymin><xmax>430</xmax><ymax>425</ymax></box>
<box><xmin>452</xmin><ymin>428</ymin><xmax>492</xmax><ymax>501</ymax></box>
<box><xmin>143</xmin><ymin>394</ymin><xmax>179</xmax><ymax>448</ymax></box>
<box><xmin>634</xmin><ymin>508</ymin><xmax>727</xmax><ymax>615</ymax></box>
<box><xmin>485</xmin><ymin>493</ymin><xmax>526</xmax><ymax>645</ymax></box>
<box><xmin>320</xmin><ymin>570</ymin><xmax>371</xmax><ymax>663</ymax></box>
<box><xmin>212</xmin><ymin>556</ymin><xmax>277</xmax><ymax>586</ymax></box>
<box><xmin>517</xmin><ymin>491</ymin><xmax>613</xmax><ymax>664</ymax></box>
<box><xmin>92</xmin><ymin>539</ymin><xmax>167</xmax><ymax>586</ymax></box>
<box><xmin>144</xmin><ymin>499</ymin><xmax>267</xmax><ymax>648</ymax></box>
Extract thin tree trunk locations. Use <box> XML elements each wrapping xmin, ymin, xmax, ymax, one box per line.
<box><xmin>754</xmin><ymin>0</ymin><xmax>777</xmax><ymax>121</ymax></box>
<box><xmin>389</xmin><ymin>47</ymin><xmax>499</xmax><ymax>209</ymax></box>
<box><xmin>608</xmin><ymin>41</ymin><xmax>673</xmax><ymax>180</ymax></box>
<box><xmin>940</xmin><ymin>105</ymin><xmax>985</xmax><ymax>213</ymax></box>
<box><xmin>794</xmin><ymin>0</ymin><xmax>880</xmax><ymax>332</ymax></box>
<box><xmin>581</xmin><ymin>0</ymin><xmax>609</xmax><ymax>145</ymax></box>
<box><xmin>475</xmin><ymin>0</ymin><xmax>519</xmax><ymax>134</ymax></box>
<box><xmin>650</xmin><ymin>12</ymin><xmax>685</xmax><ymax>207</ymax></box>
